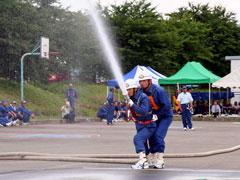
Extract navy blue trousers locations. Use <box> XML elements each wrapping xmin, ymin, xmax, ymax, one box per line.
<box><xmin>106</xmin><ymin>105</ymin><xmax>114</xmax><ymax>124</ymax></box>
<box><xmin>134</xmin><ymin>126</ymin><xmax>156</xmax><ymax>153</ymax></box>
<box><xmin>181</xmin><ymin>104</ymin><xmax>192</xmax><ymax>129</ymax></box>
<box><xmin>148</xmin><ymin>116</ymin><xmax>173</xmax><ymax>153</ymax></box>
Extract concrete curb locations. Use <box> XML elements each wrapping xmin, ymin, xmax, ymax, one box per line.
<box><xmin>30</xmin><ymin>118</ymin><xmax>102</xmax><ymax>125</ymax></box>
<box><xmin>30</xmin><ymin>116</ymin><xmax>240</xmax><ymax>125</ymax></box>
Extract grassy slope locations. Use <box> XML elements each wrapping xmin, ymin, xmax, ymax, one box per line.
<box><xmin>0</xmin><ymin>79</ymin><xmax>214</xmax><ymax>119</ymax></box>
<box><xmin>0</xmin><ymin>79</ymin><xmax>108</xmax><ymax>119</ymax></box>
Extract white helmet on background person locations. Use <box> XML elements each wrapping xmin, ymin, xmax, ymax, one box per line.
<box><xmin>138</xmin><ymin>71</ymin><xmax>152</xmax><ymax>81</ymax></box>
<box><xmin>125</xmin><ymin>79</ymin><xmax>138</xmax><ymax>90</ymax></box>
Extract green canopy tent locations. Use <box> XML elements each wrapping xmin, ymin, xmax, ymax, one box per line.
<box><xmin>159</xmin><ymin>61</ymin><xmax>221</xmax><ymax>114</ymax></box>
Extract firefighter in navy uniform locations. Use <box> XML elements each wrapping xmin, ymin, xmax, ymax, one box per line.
<box><xmin>65</xmin><ymin>83</ymin><xmax>78</xmax><ymax>112</ymax></box>
<box><xmin>125</xmin><ymin>79</ymin><xmax>156</xmax><ymax>169</ymax></box>
<box><xmin>139</xmin><ymin>71</ymin><xmax>173</xmax><ymax>169</ymax></box>
<box><xmin>106</xmin><ymin>87</ymin><xmax>115</xmax><ymax>125</ymax></box>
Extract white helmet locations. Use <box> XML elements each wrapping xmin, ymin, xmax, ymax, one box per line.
<box><xmin>125</xmin><ymin>79</ymin><xmax>138</xmax><ymax>90</ymax></box>
<box><xmin>138</xmin><ymin>71</ymin><xmax>152</xmax><ymax>81</ymax></box>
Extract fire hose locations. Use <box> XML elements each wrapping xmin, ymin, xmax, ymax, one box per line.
<box><xmin>0</xmin><ymin>144</ymin><xmax>240</xmax><ymax>164</ymax></box>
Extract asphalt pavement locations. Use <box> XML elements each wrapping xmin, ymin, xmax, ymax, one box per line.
<box><xmin>0</xmin><ymin>120</ymin><xmax>240</xmax><ymax>179</ymax></box>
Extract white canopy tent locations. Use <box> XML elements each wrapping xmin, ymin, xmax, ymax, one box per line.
<box><xmin>212</xmin><ymin>68</ymin><xmax>240</xmax><ymax>88</ymax></box>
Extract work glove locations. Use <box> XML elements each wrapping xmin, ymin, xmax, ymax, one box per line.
<box><xmin>153</xmin><ymin>114</ymin><xmax>158</xmax><ymax>121</ymax></box>
<box><xmin>128</xmin><ymin>99</ymin><xmax>134</xmax><ymax>107</ymax></box>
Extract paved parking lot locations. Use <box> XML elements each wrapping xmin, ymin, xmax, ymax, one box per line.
<box><xmin>0</xmin><ymin>120</ymin><xmax>240</xmax><ymax>179</ymax></box>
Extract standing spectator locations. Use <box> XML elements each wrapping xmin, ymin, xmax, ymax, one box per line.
<box><xmin>61</xmin><ymin>101</ymin><xmax>75</xmax><ymax>123</ymax></box>
<box><xmin>211</xmin><ymin>101</ymin><xmax>221</xmax><ymax>118</ymax></box>
<box><xmin>232</xmin><ymin>101</ymin><xmax>239</xmax><ymax>114</ymax></box>
<box><xmin>223</xmin><ymin>100</ymin><xmax>232</xmax><ymax>115</ymax></box>
<box><xmin>17</xmin><ymin>100</ymin><xmax>35</xmax><ymax>125</ymax></box>
<box><xmin>187</xmin><ymin>87</ymin><xmax>194</xmax><ymax>114</ymax></box>
<box><xmin>97</xmin><ymin>103</ymin><xmax>108</xmax><ymax>120</ymax></box>
<box><xmin>177</xmin><ymin>86</ymin><xmax>195</xmax><ymax>131</ymax></box>
<box><xmin>106</xmin><ymin>87</ymin><xmax>115</xmax><ymax>125</ymax></box>
<box><xmin>65</xmin><ymin>83</ymin><xmax>78</xmax><ymax>113</ymax></box>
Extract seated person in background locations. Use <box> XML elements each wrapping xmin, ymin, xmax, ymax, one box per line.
<box><xmin>7</xmin><ymin>101</ymin><xmax>18</xmax><ymax>121</ymax></box>
<box><xmin>232</xmin><ymin>101</ymin><xmax>239</xmax><ymax>114</ymax></box>
<box><xmin>17</xmin><ymin>100</ymin><xmax>35</xmax><ymax>125</ymax></box>
<box><xmin>217</xmin><ymin>101</ymin><xmax>223</xmax><ymax>112</ymax></box>
<box><xmin>118</xmin><ymin>102</ymin><xmax>127</xmax><ymax>120</ymax></box>
<box><xmin>0</xmin><ymin>100</ymin><xmax>16</xmax><ymax>126</ymax></box>
<box><xmin>194</xmin><ymin>101</ymin><xmax>202</xmax><ymax>115</ymax></box>
<box><xmin>61</xmin><ymin>101</ymin><xmax>75</xmax><ymax>123</ymax></box>
<box><xmin>0</xmin><ymin>100</ymin><xmax>12</xmax><ymax>119</ymax></box>
<box><xmin>97</xmin><ymin>103</ymin><xmax>108</xmax><ymax>120</ymax></box>
<box><xmin>211</xmin><ymin>101</ymin><xmax>221</xmax><ymax>118</ymax></box>
<box><xmin>0</xmin><ymin>116</ymin><xmax>13</xmax><ymax>127</ymax></box>
<box><xmin>223</xmin><ymin>100</ymin><xmax>232</xmax><ymax>115</ymax></box>
<box><xmin>194</xmin><ymin>100</ymin><xmax>207</xmax><ymax>115</ymax></box>
<box><xmin>113</xmin><ymin>101</ymin><xmax>120</xmax><ymax>119</ymax></box>
<box><xmin>201</xmin><ymin>101</ymin><xmax>207</xmax><ymax>115</ymax></box>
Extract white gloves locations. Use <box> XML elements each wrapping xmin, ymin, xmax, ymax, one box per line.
<box><xmin>128</xmin><ymin>99</ymin><xmax>134</xmax><ymax>107</ymax></box>
<box><xmin>153</xmin><ymin>114</ymin><xmax>158</xmax><ymax>121</ymax></box>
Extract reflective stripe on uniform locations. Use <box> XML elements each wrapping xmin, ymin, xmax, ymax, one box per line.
<box><xmin>137</xmin><ymin>120</ymin><xmax>153</xmax><ymax>124</ymax></box>
<box><xmin>148</xmin><ymin>88</ymin><xmax>159</xmax><ymax>110</ymax></box>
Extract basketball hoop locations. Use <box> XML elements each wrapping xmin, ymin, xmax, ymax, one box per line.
<box><xmin>41</xmin><ymin>36</ymin><xmax>49</xmax><ymax>59</ymax></box>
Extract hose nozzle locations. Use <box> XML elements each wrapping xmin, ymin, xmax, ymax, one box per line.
<box><xmin>124</xmin><ymin>95</ymin><xmax>130</xmax><ymax>102</ymax></box>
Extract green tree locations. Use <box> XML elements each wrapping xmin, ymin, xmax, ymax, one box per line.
<box><xmin>104</xmin><ymin>0</ymin><xmax>170</xmax><ymax>74</ymax></box>
<box><xmin>169</xmin><ymin>3</ymin><xmax>240</xmax><ymax>76</ymax></box>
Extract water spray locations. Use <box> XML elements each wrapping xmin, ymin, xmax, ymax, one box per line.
<box><xmin>86</xmin><ymin>0</ymin><xmax>128</xmax><ymax>98</ymax></box>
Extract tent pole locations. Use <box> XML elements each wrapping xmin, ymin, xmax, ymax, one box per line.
<box><xmin>107</xmin><ymin>86</ymin><xmax>108</xmax><ymax>98</ymax></box>
<box><xmin>209</xmin><ymin>83</ymin><xmax>211</xmax><ymax>115</ymax></box>
<box><xmin>118</xmin><ymin>89</ymin><xmax>120</xmax><ymax>102</ymax></box>
<box><xmin>227</xmin><ymin>88</ymin><xmax>229</xmax><ymax>101</ymax></box>
<box><xmin>219</xmin><ymin>88</ymin><xmax>221</xmax><ymax>100</ymax></box>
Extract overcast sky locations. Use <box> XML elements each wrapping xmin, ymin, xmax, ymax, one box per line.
<box><xmin>59</xmin><ymin>0</ymin><xmax>240</xmax><ymax>23</ymax></box>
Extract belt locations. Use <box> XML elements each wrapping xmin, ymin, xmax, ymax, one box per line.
<box><xmin>137</xmin><ymin>120</ymin><xmax>153</xmax><ymax>125</ymax></box>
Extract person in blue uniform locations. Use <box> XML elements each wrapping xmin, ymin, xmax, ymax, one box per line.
<box><xmin>97</xmin><ymin>103</ymin><xmax>108</xmax><ymax>120</ymax></box>
<box><xmin>139</xmin><ymin>71</ymin><xmax>173</xmax><ymax>169</ymax></box>
<box><xmin>17</xmin><ymin>100</ymin><xmax>35</xmax><ymax>125</ymax></box>
<box><xmin>7</xmin><ymin>101</ymin><xmax>18</xmax><ymax>120</ymax></box>
<box><xmin>0</xmin><ymin>100</ymin><xmax>15</xmax><ymax>126</ymax></box>
<box><xmin>106</xmin><ymin>87</ymin><xmax>115</xmax><ymax>125</ymax></box>
<box><xmin>113</xmin><ymin>101</ymin><xmax>119</xmax><ymax>119</ymax></box>
<box><xmin>118</xmin><ymin>102</ymin><xmax>127</xmax><ymax>119</ymax></box>
<box><xmin>65</xmin><ymin>83</ymin><xmax>78</xmax><ymax>112</ymax></box>
<box><xmin>125</xmin><ymin>79</ymin><xmax>156</xmax><ymax>169</ymax></box>
<box><xmin>0</xmin><ymin>100</ymin><xmax>12</xmax><ymax>119</ymax></box>
<box><xmin>177</xmin><ymin>86</ymin><xmax>194</xmax><ymax>130</ymax></box>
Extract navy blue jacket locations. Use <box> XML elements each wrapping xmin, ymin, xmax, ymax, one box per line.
<box><xmin>141</xmin><ymin>84</ymin><xmax>173</xmax><ymax>119</ymax></box>
<box><xmin>8</xmin><ymin>105</ymin><xmax>18</xmax><ymax>114</ymax></box>
<box><xmin>107</xmin><ymin>91</ymin><xmax>114</xmax><ymax>107</ymax></box>
<box><xmin>130</xmin><ymin>90</ymin><xmax>156</xmax><ymax>130</ymax></box>
<box><xmin>65</xmin><ymin>89</ymin><xmax>78</xmax><ymax>101</ymax></box>
<box><xmin>97</xmin><ymin>106</ymin><xmax>108</xmax><ymax>118</ymax></box>
<box><xmin>0</xmin><ymin>105</ymin><xmax>9</xmax><ymax>117</ymax></box>
<box><xmin>17</xmin><ymin>105</ymin><xmax>32</xmax><ymax>116</ymax></box>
